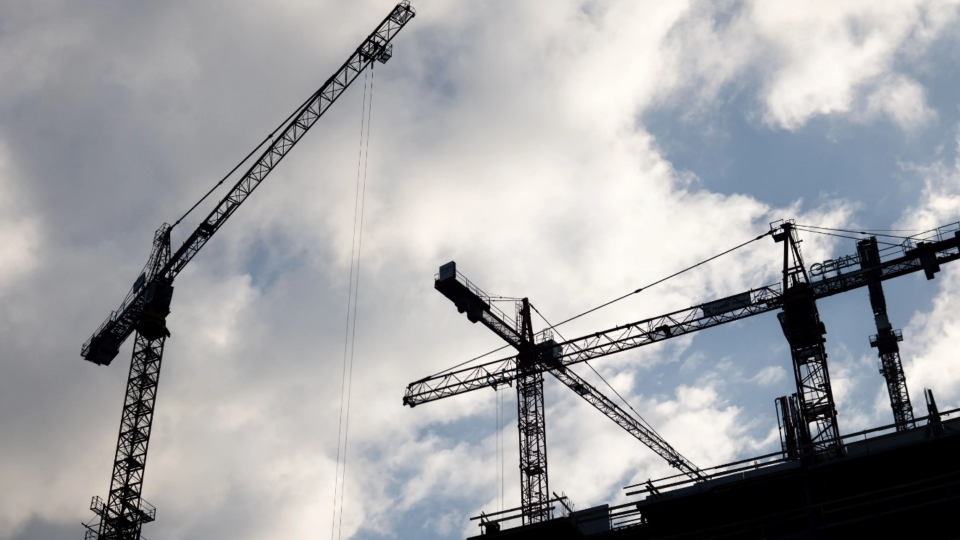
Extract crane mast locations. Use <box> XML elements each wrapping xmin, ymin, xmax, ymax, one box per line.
<box><xmin>82</xmin><ymin>4</ymin><xmax>416</xmax><ymax>539</ymax></box>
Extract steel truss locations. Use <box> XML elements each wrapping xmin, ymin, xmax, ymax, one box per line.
<box><xmin>512</xmin><ymin>300</ymin><xmax>551</xmax><ymax>524</ymax></box>
<box><xmin>517</xmin><ymin>362</ymin><xmax>550</xmax><ymax>523</ymax></box>
<box><xmin>85</xmin><ymin>334</ymin><xmax>165</xmax><ymax>539</ymax></box>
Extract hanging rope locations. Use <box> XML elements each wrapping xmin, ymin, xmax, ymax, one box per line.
<box><xmin>330</xmin><ymin>65</ymin><xmax>375</xmax><ymax>540</ymax></box>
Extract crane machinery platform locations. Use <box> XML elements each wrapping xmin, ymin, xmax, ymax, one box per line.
<box><xmin>80</xmin><ymin>4</ymin><xmax>415</xmax><ymax>539</ymax></box>
<box><xmin>404</xmin><ymin>219</ymin><xmax>960</xmax><ymax>539</ymax></box>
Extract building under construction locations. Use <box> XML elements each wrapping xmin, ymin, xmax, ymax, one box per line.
<box><xmin>403</xmin><ymin>220</ymin><xmax>960</xmax><ymax>539</ymax></box>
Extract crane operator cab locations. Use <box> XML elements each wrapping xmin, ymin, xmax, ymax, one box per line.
<box><xmin>136</xmin><ymin>280</ymin><xmax>174</xmax><ymax>341</ymax></box>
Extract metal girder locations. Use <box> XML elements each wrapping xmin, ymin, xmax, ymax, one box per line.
<box><xmin>81</xmin><ymin>1</ymin><xmax>417</xmax><ymax>366</ymax></box>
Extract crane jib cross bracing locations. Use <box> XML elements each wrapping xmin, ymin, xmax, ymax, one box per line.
<box><xmin>81</xmin><ymin>4</ymin><xmax>415</xmax><ymax>540</ymax></box>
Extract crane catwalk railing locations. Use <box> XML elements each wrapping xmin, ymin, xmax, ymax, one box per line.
<box><xmin>405</xmin><ymin>228</ymin><xmax>960</xmax><ymax>407</ymax></box>
<box><xmin>434</xmin><ymin>265</ymin><xmax>522</xmax><ymax>346</ymax></box>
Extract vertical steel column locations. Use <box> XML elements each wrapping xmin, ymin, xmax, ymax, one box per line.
<box><xmin>89</xmin><ymin>333</ymin><xmax>164</xmax><ymax>539</ymax></box>
<box><xmin>858</xmin><ymin>237</ymin><xmax>915</xmax><ymax>431</ymax></box>
<box><xmin>774</xmin><ymin>222</ymin><xmax>842</xmax><ymax>457</ymax></box>
<box><xmin>515</xmin><ymin>299</ymin><xmax>550</xmax><ymax>524</ymax></box>
<box><xmin>516</xmin><ymin>368</ymin><xmax>549</xmax><ymax>524</ymax></box>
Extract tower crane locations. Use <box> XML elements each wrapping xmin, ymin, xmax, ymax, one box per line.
<box><xmin>81</xmin><ymin>4</ymin><xmax>415</xmax><ymax>539</ymax></box>
<box><xmin>404</xmin><ymin>219</ymin><xmax>960</xmax><ymax>523</ymax></box>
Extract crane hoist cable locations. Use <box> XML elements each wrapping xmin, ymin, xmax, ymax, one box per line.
<box><xmin>330</xmin><ymin>67</ymin><xmax>370</xmax><ymax>540</ymax></box>
<box><xmin>427</xmin><ymin>229</ymin><xmax>773</xmax><ymax>379</ymax></box>
<box><xmin>330</xmin><ymin>65</ymin><xmax>376</xmax><ymax>540</ymax></box>
<box><xmin>792</xmin><ymin>226</ymin><xmax>903</xmax><ymax>248</ymax></box>
<box><xmin>794</xmin><ymin>223</ymin><xmax>937</xmax><ymax>241</ymax></box>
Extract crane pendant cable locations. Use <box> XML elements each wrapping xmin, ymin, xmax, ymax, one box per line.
<box><xmin>330</xmin><ymin>66</ymin><xmax>375</xmax><ymax>540</ymax></box>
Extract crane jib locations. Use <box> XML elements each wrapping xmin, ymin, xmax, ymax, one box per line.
<box><xmin>404</xmin><ymin>227</ymin><xmax>960</xmax><ymax>407</ymax></box>
<box><xmin>81</xmin><ymin>1</ymin><xmax>416</xmax><ymax>366</ymax></box>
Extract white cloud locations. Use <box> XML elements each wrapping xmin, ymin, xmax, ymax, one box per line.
<box><xmin>750</xmin><ymin>365</ymin><xmax>787</xmax><ymax>387</ymax></box>
<box><xmin>901</xmin><ymin>268</ymin><xmax>960</xmax><ymax>408</ymax></box>
<box><xmin>895</xmin><ymin>125</ymin><xmax>960</xmax><ymax>409</ymax></box>
<box><xmin>865</xmin><ymin>75</ymin><xmax>937</xmax><ymax>132</ymax></box>
<box><xmin>653</xmin><ymin>0</ymin><xmax>958</xmax><ymax>132</ymax></box>
<box><xmin>0</xmin><ymin>142</ymin><xmax>40</xmax><ymax>295</ymax></box>
<box><xmin>895</xmin><ymin>127</ymin><xmax>960</xmax><ymax>233</ymax></box>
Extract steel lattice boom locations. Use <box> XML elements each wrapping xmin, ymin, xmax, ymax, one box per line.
<box><xmin>82</xmin><ymin>4</ymin><xmax>416</xmax><ymax>539</ymax></box>
<box><xmin>405</xmin><ymin>223</ymin><xmax>960</xmax><ymax>408</ymax></box>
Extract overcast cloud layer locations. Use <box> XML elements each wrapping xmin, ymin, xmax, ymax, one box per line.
<box><xmin>3</xmin><ymin>1</ymin><xmax>960</xmax><ymax>539</ymax></box>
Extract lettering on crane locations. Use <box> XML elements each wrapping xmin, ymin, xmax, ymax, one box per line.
<box><xmin>702</xmin><ymin>291</ymin><xmax>753</xmax><ymax>317</ymax></box>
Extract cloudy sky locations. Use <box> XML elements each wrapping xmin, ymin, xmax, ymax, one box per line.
<box><xmin>3</xmin><ymin>0</ymin><xmax>960</xmax><ymax>538</ymax></box>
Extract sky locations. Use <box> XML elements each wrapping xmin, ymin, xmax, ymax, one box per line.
<box><xmin>2</xmin><ymin>1</ymin><xmax>960</xmax><ymax>539</ymax></box>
